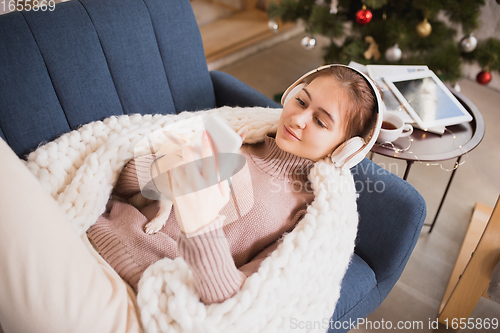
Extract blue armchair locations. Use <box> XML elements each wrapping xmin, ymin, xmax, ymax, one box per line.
<box><xmin>0</xmin><ymin>0</ymin><xmax>426</xmax><ymax>331</ymax></box>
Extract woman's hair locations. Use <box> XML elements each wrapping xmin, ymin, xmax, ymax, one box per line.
<box><xmin>303</xmin><ymin>66</ymin><xmax>380</xmax><ymax>143</ymax></box>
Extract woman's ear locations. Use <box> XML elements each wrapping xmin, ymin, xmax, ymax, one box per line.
<box><xmin>237</xmin><ymin>125</ymin><xmax>249</xmax><ymax>142</ymax></box>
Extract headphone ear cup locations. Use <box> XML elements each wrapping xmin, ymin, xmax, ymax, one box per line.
<box><xmin>282</xmin><ymin>83</ymin><xmax>306</xmax><ymax>106</ymax></box>
<box><xmin>330</xmin><ymin>137</ymin><xmax>365</xmax><ymax>169</ymax></box>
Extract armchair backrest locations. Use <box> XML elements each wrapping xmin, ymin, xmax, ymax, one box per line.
<box><xmin>0</xmin><ymin>0</ymin><xmax>215</xmax><ymax>158</ymax></box>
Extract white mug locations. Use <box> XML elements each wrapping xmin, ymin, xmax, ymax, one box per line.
<box><xmin>376</xmin><ymin>112</ymin><xmax>413</xmax><ymax>143</ymax></box>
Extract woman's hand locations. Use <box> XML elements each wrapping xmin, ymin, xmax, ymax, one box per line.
<box><xmin>168</xmin><ymin>131</ymin><xmax>230</xmax><ymax>235</ymax></box>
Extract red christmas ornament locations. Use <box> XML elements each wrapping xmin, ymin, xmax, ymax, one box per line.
<box><xmin>356</xmin><ymin>5</ymin><xmax>373</xmax><ymax>25</ymax></box>
<box><xmin>476</xmin><ymin>70</ymin><xmax>492</xmax><ymax>85</ymax></box>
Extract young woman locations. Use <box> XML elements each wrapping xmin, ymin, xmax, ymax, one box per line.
<box><xmin>86</xmin><ymin>65</ymin><xmax>382</xmax><ymax>305</ymax></box>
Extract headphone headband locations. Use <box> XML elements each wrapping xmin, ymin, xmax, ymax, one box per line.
<box><xmin>280</xmin><ymin>64</ymin><xmax>384</xmax><ymax>169</ymax></box>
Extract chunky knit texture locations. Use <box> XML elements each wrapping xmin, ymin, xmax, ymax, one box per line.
<box><xmin>87</xmin><ymin>136</ymin><xmax>315</xmax><ymax>304</ymax></box>
<box><xmin>23</xmin><ymin>107</ymin><xmax>359</xmax><ymax>333</ymax></box>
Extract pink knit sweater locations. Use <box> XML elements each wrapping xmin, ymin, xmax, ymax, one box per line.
<box><xmin>87</xmin><ymin>135</ymin><xmax>314</xmax><ymax>304</ymax></box>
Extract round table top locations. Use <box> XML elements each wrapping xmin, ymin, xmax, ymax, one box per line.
<box><xmin>371</xmin><ymin>87</ymin><xmax>485</xmax><ymax>162</ymax></box>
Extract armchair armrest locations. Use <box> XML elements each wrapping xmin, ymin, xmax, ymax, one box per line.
<box><xmin>210</xmin><ymin>70</ymin><xmax>281</xmax><ymax>108</ymax></box>
<box><xmin>353</xmin><ymin>158</ymin><xmax>426</xmax><ymax>296</ymax></box>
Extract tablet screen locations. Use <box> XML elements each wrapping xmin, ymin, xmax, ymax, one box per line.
<box><xmin>393</xmin><ymin>77</ymin><xmax>464</xmax><ymax>122</ymax></box>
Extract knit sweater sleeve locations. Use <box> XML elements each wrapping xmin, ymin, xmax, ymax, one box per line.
<box><xmin>177</xmin><ymin>224</ymin><xmax>247</xmax><ymax>305</ymax></box>
<box><xmin>117</xmin><ymin>155</ymin><xmax>245</xmax><ymax>304</ymax></box>
<box><xmin>113</xmin><ymin>155</ymin><xmax>157</xmax><ymax>198</ymax></box>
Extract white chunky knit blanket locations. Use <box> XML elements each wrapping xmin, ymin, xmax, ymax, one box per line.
<box><xmin>24</xmin><ymin>107</ymin><xmax>359</xmax><ymax>333</ymax></box>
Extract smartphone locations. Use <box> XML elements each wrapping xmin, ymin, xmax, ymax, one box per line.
<box><xmin>203</xmin><ymin>114</ymin><xmax>243</xmax><ymax>154</ymax></box>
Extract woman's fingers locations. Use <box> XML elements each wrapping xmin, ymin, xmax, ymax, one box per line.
<box><xmin>170</xmin><ymin>131</ymin><xmax>228</xmax><ymax>197</ymax></box>
<box><xmin>167</xmin><ymin>169</ymin><xmax>179</xmax><ymax>197</ymax></box>
<box><xmin>201</xmin><ymin>131</ymin><xmax>212</xmax><ymax>158</ymax></box>
<box><xmin>164</xmin><ymin>131</ymin><xmax>188</xmax><ymax>146</ymax></box>
<box><xmin>218</xmin><ymin>179</ymin><xmax>230</xmax><ymax>201</ymax></box>
<box><xmin>201</xmin><ymin>131</ymin><xmax>218</xmax><ymax>184</ymax></box>
<box><xmin>167</xmin><ymin>132</ymin><xmax>230</xmax><ymax>233</ymax></box>
<box><xmin>183</xmin><ymin>132</ymin><xmax>217</xmax><ymax>186</ymax></box>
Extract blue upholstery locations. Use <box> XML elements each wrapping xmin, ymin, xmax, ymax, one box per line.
<box><xmin>210</xmin><ymin>71</ymin><xmax>281</xmax><ymax>108</ymax></box>
<box><xmin>0</xmin><ymin>0</ymin><xmax>425</xmax><ymax>331</ymax></box>
<box><xmin>0</xmin><ymin>0</ymin><xmax>242</xmax><ymax>157</ymax></box>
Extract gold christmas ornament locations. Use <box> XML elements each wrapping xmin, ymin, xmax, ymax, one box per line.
<box><xmin>416</xmin><ymin>18</ymin><xmax>432</xmax><ymax>38</ymax></box>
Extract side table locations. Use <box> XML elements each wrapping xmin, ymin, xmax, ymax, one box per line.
<box><xmin>370</xmin><ymin>87</ymin><xmax>485</xmax><ymax>233</ymax></box>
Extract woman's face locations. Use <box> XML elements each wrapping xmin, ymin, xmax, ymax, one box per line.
<box><xmin>276</xmin><ymin>75</ymin><xmax>347</xmax><ymax>161</ymax></box>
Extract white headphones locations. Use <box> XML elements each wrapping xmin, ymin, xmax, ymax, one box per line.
<box><xmin>280</xmin><ymin>64</ymin><xmax>384</xmax><ymax>170</ymax></box>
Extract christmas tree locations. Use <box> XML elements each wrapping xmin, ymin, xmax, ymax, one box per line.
<box><xmin>268</xmin><ymin>0</ymin><xmax>500</xmax><ymax>85</ymax></box>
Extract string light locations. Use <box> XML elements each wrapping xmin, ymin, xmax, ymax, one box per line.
<box><xmin>375</xmin><ymin>127</ymin><xmax>469</xmax><ymax>172</ymax></box>
<box><xmin>375</xmin><ymin>136</ymin><xmax>412</xmax><ymax>153</ymax></box>
<box><xmin>418</xmin><ymin>128</ymin><xmax>468</xmax><ymax>171</ymax></box>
